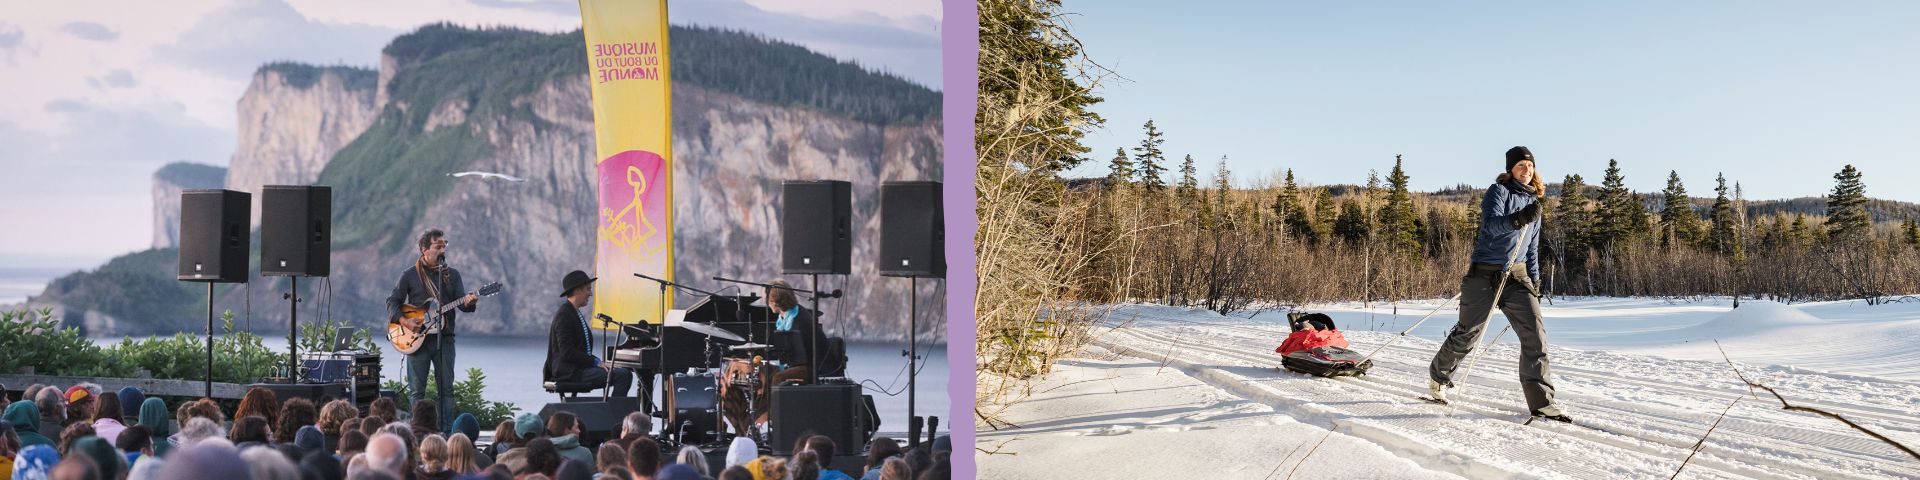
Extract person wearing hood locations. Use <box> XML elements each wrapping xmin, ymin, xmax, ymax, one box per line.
<box><xmin>3</xmin><ymin>401</ymin><xmax>54</xmax><ymax>449</ymax></box>
<box><xmin>135</xmin><ymin>398</ymin><xmax>173</xmax><ymax>458</ymax></box>
<box><xmin>543</xmin><ymin>412</ymin><xmax>593</xmax><ymax>465</ymax></box>
<box><xmin>116</xmin><ymin>388</ymin><xmax>145</xmax><ymax>427</ymax></box>
<box><xmin>10</xmin><ymin>444</ymin><xmax>58</xmax><ymax>480</ymax></box>
<box><xmin>1426</xmin><ymin>146</ymin><xmax>1569</xmax><ymax>423</ymax></box>
<box><xmin>72</xmin><ymin>436</ymin><xmax>126</xmax><ymax>480</ymax></box>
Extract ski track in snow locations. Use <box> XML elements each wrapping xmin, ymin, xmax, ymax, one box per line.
<box><xmin>1082</xmin><ymin>300</ymin><xmax>1920</xmax><ymax>480</ymax></box>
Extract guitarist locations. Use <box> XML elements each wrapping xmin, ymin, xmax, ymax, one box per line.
<box><xmin>386</xmin><ymin>228</ymin><xmax>477</xmax><ymax>432</ymax></box>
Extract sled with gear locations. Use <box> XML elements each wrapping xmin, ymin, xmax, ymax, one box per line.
<box><xmin>1276</xmin><ymin>313</ymin><xmax>1373</xmax><ymax>377</ymax></box>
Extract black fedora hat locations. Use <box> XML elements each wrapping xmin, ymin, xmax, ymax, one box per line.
<box><xmin>560</xmin><ymin>270</ymin><xmax>596</xmax><ymax>297</ymax></box>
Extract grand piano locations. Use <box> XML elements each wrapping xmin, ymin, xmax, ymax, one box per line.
<box><xmin>606</xmin><ymin>293</ymin><xmax>821</xmax><ymax>373</ymax></box>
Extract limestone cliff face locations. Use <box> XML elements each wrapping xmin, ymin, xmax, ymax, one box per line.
<box><xmin>310</xmin><ymin>76</ymin><xmax>945</xmax><ymax>341</ymax></box>
<box><xmin>150</xmin><ymin>163</ymin><xmax>227</xmax><ymax>249</ymax></box>
<box><xmin>225</xmin><ymin>66</ymin><xmax>379</xmax><ymax>225</ymax></box>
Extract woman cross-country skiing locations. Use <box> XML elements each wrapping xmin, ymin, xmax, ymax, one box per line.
<box><xmin>1427</xmin><ymin>146</ymin><xmax>1570</xmax><ymax>423</ymax></box>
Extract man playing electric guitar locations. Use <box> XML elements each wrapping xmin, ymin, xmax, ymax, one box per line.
<box><xmin>386</xmin><ymin>228</ymin><xmax>476</xmax><ymax>432</ymax></box>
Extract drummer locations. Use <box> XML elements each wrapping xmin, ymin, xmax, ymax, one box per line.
<box><xmin>766</xmin><ymin>278</ymin><xmax>825</xmax><ymax>384</ymax></box>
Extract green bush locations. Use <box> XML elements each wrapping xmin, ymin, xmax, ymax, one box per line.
<box><xmin>2</xmin><ymin>308</ymin><xmax>285</xmax><ymax>383</ymax></box>
<box><xmin>383</xmin><ymin>367</ymin><xmax>520</xmax><ymax>428</ymax></box>
<box><xmin>0</xmin><ymin>308</ymin><xmax>135</xmax><ymax>377</ymax></box>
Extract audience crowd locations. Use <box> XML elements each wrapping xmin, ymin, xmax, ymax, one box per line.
<box><xmin>0</xmin><ymin>383</ymin><xmax>953</xmax><ymax>480</ymax></box>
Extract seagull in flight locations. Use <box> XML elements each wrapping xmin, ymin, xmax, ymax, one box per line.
<box><xmin>447</xmin><ymin>171</ymin><xmax>526</xmax><ymax>182</ymax></box>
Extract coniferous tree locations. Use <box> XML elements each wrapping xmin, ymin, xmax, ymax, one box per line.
<box><xmin>1132</xmin><ymin>120</ymin><xmax>1169</xmax><ymax>192</ymax></box>
<box><xmin>1789</xmin><ymin>213</ymin><xmax>1813</xmax><ymax>249</ymax></box>
<box><xmin>1311</xmin><ymin>187</ymin><xmax>1336</xmax><ymax>245</ymax></box>
<box><xmin>1176</xmin><ymin>154</ymin><xmax>1199</xmax><ymax>205</ymax></box>
<box><xmin>1105</xmin><ymin>147</ymin><xmax>1133</xmax><ymax>187</ymax></box>
<box><xmin>1212</xmin><ymin>157</ymin><xmax>1234</xmax><ymax>230</ymax></box>
<box><xmin>1272</xmin><ymin>169</ymin><xmax>1310</xmax><ymax>238</ymax></box>
<box><xmin>1710</xmin><ymin>173</ymin><xmax>1744</xmax><ymax>260</ymax></box>
<box><xmin>1333</xmin><ymin>197</ymin><xmax>1370</xmax><ymax>245</ymax></box>
<box><xmin>1903</xmin><ymin>215</ymin><xmax>1920</xmax><ymax>248</ymax></box>
<box><xmin>1658</xmin><ymin>170</ymin><xmax>1706</xmax><ymax>249</ymax></box>
<box><xmin>1555</xmin><ymin>174</ymin><xmax>1596</xmax><ymax>278</ymax></box>
<box><xmin>1826</xmin><ymin>164</ymin><xmax>1870</xmax><ymax>240</ymax></box>
<box><xmin>1595</xmin><ymin>159</ymin><xmax>1648</xmax><ymax>244</ymax></box>
<box><xmin>1379</xmin><ymin>156</ymin><xmax>1424</xmax><ymax>258</ymax></box>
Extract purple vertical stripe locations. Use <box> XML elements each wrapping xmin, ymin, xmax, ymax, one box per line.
<box><xmin>941</xmin><ymin>0</ymin><xmax>978</xmax><ymax>477</ymax></box>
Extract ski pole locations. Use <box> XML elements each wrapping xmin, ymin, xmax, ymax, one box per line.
<box><xmin>1448</xmin><ymin>324</ymin><xmax>1510</xmax><ymax>414</ymax></box>
<box><xmin>1355</xmin><ymin>293</ymin><xmax>1459</xmax><ymax>365</ymax></box>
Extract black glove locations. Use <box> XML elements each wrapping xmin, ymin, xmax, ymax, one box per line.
<box><xmin>1511</xmin><ymin>203</ymin><xmax>1541</xmax><ymax>229</ymax></box>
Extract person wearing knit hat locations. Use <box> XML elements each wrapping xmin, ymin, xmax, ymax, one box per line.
<box><xmin>116</xmin><ymin>388</ymin><xmax>144</xmax><ymax>426</ymax></box>
<box><xmin>11</xmin><ymin>444</ymin><xmax>58</xmax><ymax>480</ymax></box>
<box><xmin>1426</xmin><ymin>145</ymin><xmax>1567</xmax><ymax>423</ymax></box>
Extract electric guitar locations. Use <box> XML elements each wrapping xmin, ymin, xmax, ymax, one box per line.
<box><xmin>388</xmin><ymin>282</ymin><xmax>502</xmax><ymax>354</ymax></box>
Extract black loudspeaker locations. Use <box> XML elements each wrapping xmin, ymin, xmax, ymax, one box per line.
<box><xmin>878</xmin><ymin>181</ymin><xmax>945</xmax><ymax>278</ymax></box>
<box><xmin>246</xmin><ymin>382</ymin><xmax>344</xmax><ymax>406</ymax></box>
<box><xmin>770</xmin><ymin>383</ymin><xmax>870</xmax><ymax>455</ymax></box>
<box><xmin>782</xmin><ymin>180</ymin><xmax>852</xmax><ymax>275</ymax></box>
<box><xmin>178</xmin><ymin>190</ymin><xmax>251</xmax><ymax>283</ymax></box>
<box><xmin>539</xmin><ymin>398</ymin><xmax>641</xmax><ymax>447</ymax></box>
<box><xmin>259</xmin><ymin>185</ymin><xmax>331</xmax><ymax>277</ymax></box>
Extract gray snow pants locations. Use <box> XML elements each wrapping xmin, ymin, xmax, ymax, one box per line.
<box><xmin>1428</xmin><ymin>267</ymin><xmax>1556</xmax><ymax>412</ymax></box>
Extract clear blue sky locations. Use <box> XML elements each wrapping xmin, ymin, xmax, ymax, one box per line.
<box><xmin>1066</xmin><ymin>1</ymin><xmax>1920</xmax><ymax>202</ymax></box>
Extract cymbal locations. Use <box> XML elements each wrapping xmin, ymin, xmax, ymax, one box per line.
<box><xmin>677</xmin><ymin>321</ymin><xmax>745</xmax><ymax>342</ymax></box>
<box><xmin>727</xmin><ymin>343</ymin><xmax>772</xmax><ymax>351</ymax></box>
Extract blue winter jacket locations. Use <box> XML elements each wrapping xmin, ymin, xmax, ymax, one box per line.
<box><xmin>1470</xmin><ymin>179</ymin><xmax>1541</xmax><ymax>280</ymax></box>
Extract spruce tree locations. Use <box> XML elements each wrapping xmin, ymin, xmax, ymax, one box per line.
<box><xmin>1176</xmin><ymin>154</ymin><xmax>1199</xmax><ymax>205</ymax></box>
<box><xmin>1333</xmin><ymin>197</ymin><xmax>1370</xmax><ymax>245</ymax></box>
<box><xmin>1555</xmin><ymin>174</ymin><xmax>1595</xmax><ymax>277</ymax></box>
<box><xmin>1132</xmin><ymin>120</ymin><xmax>1169</xmax><ymax>192</ymax></box>
<box><xmin>1312</xmin><ymin>187</ymin><xmax>1336</xmax><ymax>245</ymax></box>
<box><xmin>1658</xmin><ymin>170</ymin><xmax>1705</xmax><ymax>248</ymax></box>
<box><xmin>1595</xmin><ymin>159</ymin><xmax>1647</xmax><ymax>243</ymax></box>
<box><xmin>1710</xmin><ymin>173</ymin><xmax>1743</xmax><ymax>259</ymax></box>
<box><xmin>1903</xmin><ymin>215</ymin><xmax>1920</xmax><ymax>248</ymax></box>
<box><xmin>1826</xmin><ymin>164</ymin><xmax>1870</xmax><ymax>239</ymax></box>
<box><xmin>1105</xmin><ymin>147</ymin><xmax>1133</xmax><ymax>187</ymax></box>
<box><xmin>1272</xmin><ymin>169</ymin><xmax>1310</xmax><ymax>237</ymax></box>
<box><xmin>1789</xmin><ymin>213</ymin><xmax>1812</xmax><ymax>249</ymax></box>
<box><xmin>1213</xmin><ymin>157</ymin><xmax>1234</xmax><ymax>230</ymax></box>
<box><xmin>1379</xmin><ymin>156</ymin><xmax>1424</xmax><ymax>257</ymax></box>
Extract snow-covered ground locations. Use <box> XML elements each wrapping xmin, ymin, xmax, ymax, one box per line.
<box><xmin>977</xmin><ymin>297</ymin><xmax>1920</xmax><ymax>479</ymax></box>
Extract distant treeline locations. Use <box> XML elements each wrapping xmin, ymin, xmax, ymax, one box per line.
<box><xmin>1044</xmin><ymin>120</ymin><xmax>1920</xmax><ymax>311</ymax></box>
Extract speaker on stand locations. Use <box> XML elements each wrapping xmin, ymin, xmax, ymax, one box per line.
<box><xmin>178</xmin><ymin>189</ymin><xmax>251</xmax><ymax>398</ymax></box>
<box><xmin>260</xmin><ymin>185</ymin><xmax>331</xmax><ymax>383</ymax></box>
<box><xmin>780</xmin><ymin>180</ymin><xmax>851</xmax><ymax>385</ymax></box>
<box><xmin>878</xmin><ymin>181</ymin><xmax>943</xmax><ymax>448</ymax></box>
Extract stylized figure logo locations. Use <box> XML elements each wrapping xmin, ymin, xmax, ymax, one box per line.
<box><xmin>599</xmin><ymin>158</ymin><xmax>669</xmax><ymax>262</ymax></box>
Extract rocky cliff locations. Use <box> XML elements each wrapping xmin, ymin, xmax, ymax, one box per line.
<box><xmin>219</xmin><ymin>25</ymin><xmax>945</xmax><ymax>342</ymax></box>
<box><xmin>151</xmin><ymin>162</ymin><xmax>227</xmax><ymax>249</ymax></box>
<box><xmin>224</xmin><ymin>63</ymin><xmax>379</xmax><ymax>226</ymax></box>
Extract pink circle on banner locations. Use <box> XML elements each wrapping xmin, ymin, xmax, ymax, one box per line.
<box><xmin>597</xmin><ymin>150</ymin><xmax>670</xmax><ymax>262</ymax></box>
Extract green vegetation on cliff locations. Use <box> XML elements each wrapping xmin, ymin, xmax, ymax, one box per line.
<box><xmin>256</xmin><ymin>61</ymin><xmax>378</xmax><ymax>91</ymax></box>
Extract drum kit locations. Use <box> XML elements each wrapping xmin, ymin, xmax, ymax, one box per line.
<box><xmin>656</xmin><ymin>319</ymin><xmax>782</xmax><ymax>446</ymax></box>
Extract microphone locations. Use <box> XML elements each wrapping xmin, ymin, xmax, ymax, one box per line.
<box><xmin>596</xmin><ymin>313</ymin><xmax>615</xmax><ymax>322</ymax></box>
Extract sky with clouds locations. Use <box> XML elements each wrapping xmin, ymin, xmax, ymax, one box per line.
<box><xmin>0</xmin><ymin>0</ymin><xmax>941</xmax><ymax>268</ymax></box>
<box><xmin>1068</xmin><ymin>1</ymin><xmax>1920</xmax><ymax>206</ymax></box>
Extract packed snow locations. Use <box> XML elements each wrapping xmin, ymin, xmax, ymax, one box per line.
<box><xmin>977</xmin><ymin>297</ymin><xmax>1920</xmax><ymax>479</ymax></box>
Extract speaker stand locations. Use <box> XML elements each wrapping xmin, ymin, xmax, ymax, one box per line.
<box><xmin>206</xmin><ymin>283</ymin><xmax>215</xmax><ymax>398</ymax></box>
<box><xmin>284</xmin><ymin>276</ymin><xmax>301</xmax><ymax>382</ymax></box>
<box><xmin>907</xmin><ymin>275</ymin><xmax>918</xmax><ymax>448</ymax></box>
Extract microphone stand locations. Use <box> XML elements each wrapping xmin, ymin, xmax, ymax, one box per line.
<box><xmin>711</xmin><ymin>276</ymin><xmax>840</xmax><ymax>384</ymax></box>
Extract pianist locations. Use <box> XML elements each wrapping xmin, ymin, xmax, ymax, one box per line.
<box><xmin>545</xmin><ymin>270</ymin><xmax>634</xmax><ymax>396</ymax></box>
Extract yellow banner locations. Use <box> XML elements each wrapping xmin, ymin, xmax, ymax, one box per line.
<box><xmin>581</xmin><ymin>0</ymin><xmax>672</xmax><ymax>328</ymax></box>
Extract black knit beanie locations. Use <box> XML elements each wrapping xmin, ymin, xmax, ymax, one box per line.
<box><xmin>1506</xmin><ymin>146</ymin><xmax>1533</xmax><ymax>171</ymax></box>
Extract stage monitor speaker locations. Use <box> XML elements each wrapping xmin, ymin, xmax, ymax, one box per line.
<box><xmin>247</xmin><ymin>382</ymin><xmax>345</xmax><ymax>407</ymax></box>
<box><xmin>878</xmin><ymin>181</ymin><xmax>944</xmax><ymax>278</ymax></box>
<box><xmin>540</xmin><ymin>398</ymin><xmax>640</xmax><ymax>447</ymax></box>
<box><xmin>770</xmin><ymin>383</ymin><xmax>869</xmax><ymax>455</ymax></box>
<box><xmin>260</xmin><ymin>185</ymin><xmax>331</xmax><ymax>277</ymax></box>
<box><xmin>781</xmin><ymin>180</ymin><xmax>852</xmax><ymax>275</ymax></box>
<box><xmin>178</xmin><ymin>189</ymin><xmax>251</xmax><ymax>283</ymax></box>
